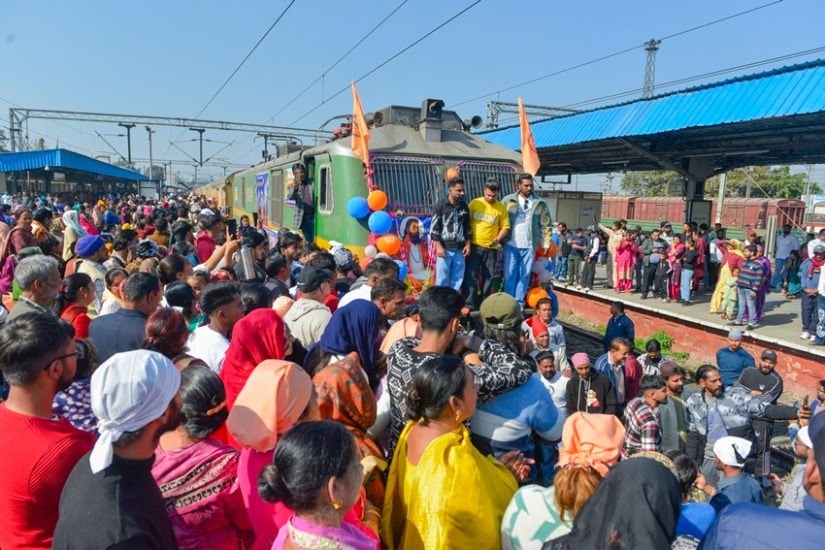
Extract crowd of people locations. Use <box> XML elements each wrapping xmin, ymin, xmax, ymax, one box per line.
<box><xmin>0</xmin><ymin>184</ymin><xmax>822</xmax><ymax>550</ymax></box>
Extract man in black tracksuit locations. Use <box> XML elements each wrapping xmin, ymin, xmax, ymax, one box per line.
<box><xmin>734</xmin><ymin>349</ymin><xmax>785</xmax><ymax>476</ymax></box>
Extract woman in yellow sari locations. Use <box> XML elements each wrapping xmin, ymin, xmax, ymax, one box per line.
<box><xmin>710</xmin><ymin>239</ymin><xmax>745</xmax><ymax>313</ymax></box>
<box><xmin>381</xmin><ymin>355</ymin><xmax>531</xmax><ymax>550</ymax></box>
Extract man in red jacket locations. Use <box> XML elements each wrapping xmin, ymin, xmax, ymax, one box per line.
<box><xmin>0</xmin><ymin>312</ymin><xmax>94</xmax><ymax>549</ymax></box>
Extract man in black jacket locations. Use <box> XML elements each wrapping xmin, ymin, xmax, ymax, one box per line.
<box><xmin>735</xmin><ymin>349</ymin><xmax>785</xmax><ymax>476</ymax></box>
<box><xmin>430</xmin><ymin>177</ymin><xmax>471</xmax><ymax>292</ymax></box>
<box><xmin>566</xmin><ymin>351</ymin><xmax>617</xmax><ymax>417</ymax></box>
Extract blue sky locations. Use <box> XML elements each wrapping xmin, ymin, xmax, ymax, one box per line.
<box><xmin>2</xmin><ymin>0</ymin><xmax>823</xmax><ymax>188</ymax></box>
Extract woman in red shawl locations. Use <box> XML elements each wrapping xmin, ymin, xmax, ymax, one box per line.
<box><xmin>219</xmin><ymin>308</ymin><xmax>290</xmax><ymax>447</ymax></box>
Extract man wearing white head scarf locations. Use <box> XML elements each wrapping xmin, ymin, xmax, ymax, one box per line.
<box><xmin>695</xmin><ymin>435</ymin><xmax>763</xmax><ymax>511</ymax></box>
<box><xmin>53</xmin><ymin>350</ymin><xmax>181</xmax><ymax>549</ymax></box>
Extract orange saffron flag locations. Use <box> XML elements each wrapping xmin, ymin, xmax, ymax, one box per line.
<box><xmin>518</xmin><ymin>97</ymin><xmax>540</xmax><ymax>176</ymax></box>
<box><xmin>351</xmin><ymin>82</ymin><xmax>371</xmax><ymax>166</ymax></box>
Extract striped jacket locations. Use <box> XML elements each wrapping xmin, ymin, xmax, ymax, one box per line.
<box><xmin>737</xmin><ymin>259</ymin><xmax>764</xmax><ymax>292</ymax></box>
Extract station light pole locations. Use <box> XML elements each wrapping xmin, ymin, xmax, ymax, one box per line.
<box><xmin>118</xmin><ymin>123</ymin><xmax>136</xmax><ymax>167</ymax></box>
<box><xmin>145</xmin><ymin>126</ymin><xmax>157</xmax><ymax>196</ymax></box>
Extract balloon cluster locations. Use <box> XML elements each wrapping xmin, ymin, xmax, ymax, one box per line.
<box><xmin>346</xmin><ymin>189</ymin><xmax>401</xmax><ymax>256</ymax></box>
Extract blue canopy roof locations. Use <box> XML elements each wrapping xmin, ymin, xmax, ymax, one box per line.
<box><xmin>0</xmin><ymin>149</ymin><xmax>146</xmax><ymax>182</ymax></box>
<box><xmin>480</xmin><ymin>59</ymin><xmax>825</xmax><ymax>175</ymax></box>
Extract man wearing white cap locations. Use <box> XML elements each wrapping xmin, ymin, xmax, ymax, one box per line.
<box><xmin>702</xmin><ymin>409</ymin><xmax>825</xmax><ymax>548</ymax></box>
<box><xmin>696</xmin><ymin>436</ymin><xmax>762</xmax><ymax>509</ymax></box>
<box><xmin>53</xmin><ymin>350</ymin><xmax>181</xmax><ymax>549</ymax></box>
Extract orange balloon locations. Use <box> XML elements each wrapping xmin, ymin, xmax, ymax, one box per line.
<box><xmin>376</xmin><ymin>234</ymin><xmax>401</xmax><ymax>256</ymax></box>
<box><xmin>445</xmin><ymin>167</ymin><xmax>460</xmax><ymax>181</ymax></box>
<box><xmin>526</xmin><ymin>287</ymin><xmax>549</xmax><ymax>309</ymax></box>
<box><xmin>537</xmin><ymin>241</ymin><xmax>558</xmax><ymax>258</ymax></box>
<box><xmin>359</xmin><ymin>257</ymin><xmax>373</xmax><ymax>271</ymax></box>
<box><xmin>367</xmin><ymin>190</ymin><xmax>388</xmax><ymax>211</ymax></box>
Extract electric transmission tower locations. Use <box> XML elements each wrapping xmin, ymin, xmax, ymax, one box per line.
<box><xmin>643</xmin><ymin>39</ymin><xmax>662</xmax><ymax>98</ymax></box>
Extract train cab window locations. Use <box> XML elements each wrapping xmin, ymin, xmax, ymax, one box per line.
<box><xmin>318</xmin><ymin>165</ymin><xmax>333</xmax><ymax>214</ymax></box>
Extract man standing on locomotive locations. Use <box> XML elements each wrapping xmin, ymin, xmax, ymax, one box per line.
<box><xmin>502</xmin><ymin>174</ymin><xmax>552</xmax><ymax>306</ymax></box>
<box><xmin>290</xmin><ymin>163</ymin><xmax>315</xmax><ymax>244</ymax></box>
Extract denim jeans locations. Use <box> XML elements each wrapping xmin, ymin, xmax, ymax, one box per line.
<box><xmin>554</xmin><ymin>256</ymin><xmax>569</xmax><ymax>280</ymax></box>
<box><xmin>300</xmin><ymin>216</ymin><xmax>314</xmax><ymax>244</ymax></box>
<box><xmin>801</xmin><ymin>291</ymin><xmax>817</xmax><ymax>333</ymax></box>
<box><xmin>503</xmin><ymin>245</ymin><xmax>535</xmax><ymax>306</ymax></box>
<box><xmin>435</xmin><ymin>249</ymin><xmax>465</xmax><ymax>292</ymax></box>
<box><xmin>681</xmin><ymin>268</ymin><xmax>694</xmax><ymax>301</ymax></box>
<box><xmin>736</xmin><ymin>288</ymin><xmax>757</xmax><ymax>324</ymax></box>
<box><xmin>815</xmin><ymin>294</ymin><xmax>825</xmax><ymax>345</ymax></box>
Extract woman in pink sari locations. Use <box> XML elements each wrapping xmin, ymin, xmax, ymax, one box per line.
<box><xmin>667</xmin><ymin>234</ymin><xmax>685</xmax><ymax>302</ymax></box>
<box><xmin>614</xmin><ymin>231</ymin><xmax>637</xmax><ymax>293</ymax></box>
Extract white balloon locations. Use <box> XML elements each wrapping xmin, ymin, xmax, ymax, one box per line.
<box><xmin>539</xmin><ymin>270</ymin><xmax>553</xmax><ymax>283</ymax></box>
<box><xmin>365</xmin><ymin>245</ymin><xmax>378</xmax><ymax>258</ymax></box>
<box><xmin>532</xmin><ymin>257</ymin><xmax>548</xmax><ymax>274</ymax></box>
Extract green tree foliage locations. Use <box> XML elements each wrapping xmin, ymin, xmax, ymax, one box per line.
<box><xmin>620</xmin><ymin>170</ymin><xmax>685</xmax><ymax>196</ymax></box>
<box><xmin>705</xmin><ymin>166</ymin><xmax>820</xmax><ymax>199</ymax></box>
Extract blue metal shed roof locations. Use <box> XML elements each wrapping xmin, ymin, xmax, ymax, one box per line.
<box><xmin>481</xmin><ymin>58</ymin><xmax>825</xmax><ymax>150</ymax></box>
<box><xmin>0</xmin><ymin>149</ymin><xmax>146</xmax><ymax>182</ymax></box>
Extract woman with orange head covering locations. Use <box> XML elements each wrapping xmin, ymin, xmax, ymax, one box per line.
<box><xmin>500</xmin><ymin>412</ymin><xmax>625</xmax><ymax>549</ymax></box>
<box><xmin>226</xmin><ymin>360</ymin><xmax>314</xmax><ymax>549</ymax></box>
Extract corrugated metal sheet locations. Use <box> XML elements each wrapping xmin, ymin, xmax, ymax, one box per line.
<box><xmin>0</xmin><ymin>149</ymin><xmax>146</xmax><ymax>182</ymax></box>
<box><xmin>482</xmin><ymin>59</ymin><xmax>825</xmax><ymax>150</ymax></box>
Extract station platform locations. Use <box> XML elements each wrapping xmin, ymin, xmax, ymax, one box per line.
<box><xmin>551</xmin><ymin>265</ymin><xmax>824</xmax><ymax>399</ymax></box>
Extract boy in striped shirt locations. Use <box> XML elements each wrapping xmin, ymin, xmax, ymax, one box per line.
<box><xmin>734</xmin><ymin>245</ymin><xmax>764</xmax><ymax>331</ymax></box>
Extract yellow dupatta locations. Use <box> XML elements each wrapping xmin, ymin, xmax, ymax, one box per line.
<box><xmin>381</xmin><ymin>421</ymin><xmax>517</xmax><ymax>550</ymax></box>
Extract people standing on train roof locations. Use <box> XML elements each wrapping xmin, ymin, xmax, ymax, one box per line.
<box><xmin>465</xmin><ymin>177</ymin><xmax>509</xmax><ymax>311</ymax></box>
<box><xmin>580</xmin><ymin>225</ymin><xmax>600</xmax><ymax>292</ymax></box>
<box><xmin>290</xmin><ymin>163</ymin><xmax>315</xmax><ymax>245</ymax></box>
<box><xmin>602</xmin><ymin>301</ymin><xmax>635</xmax><ymax>352</ymax></box>
<box><xmin>430</xmin><ymin>176</ymin><xmax>471</xmax><ymax>294</ymax></box>
<box><xmin>501</xmin><ymin>173</ymin><xmax>552</xmax><ymax>306</ymax></box>
<box><xmin>715</xmin><ymin>329</ymin><xmax>755</xmax><ymax>387</ymax></box>
<box><xmin>773</xmin><ymin>223</ymin><xmax>800</xmax><ymax>290</ymax></box>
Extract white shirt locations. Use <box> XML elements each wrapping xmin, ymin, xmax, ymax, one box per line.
<box><xmin>534</xmin><ymin>372</ymin><xmax>568</xmax><ymax>413</ymax></box>
<box><xmin>775</xmin><ymin>233</ymin><xmax>800</xmax><ymax>260</ymax></box>
<box><xmin>510</xmin><ymin>195</ymin><xmax>532</xmax><ymax>249</ymax></box>
<box><xmin>187</xmin><ymin>326</ymin><xmax>230</xmax><ymax>373</ymax></box>
<box><xmin>588</xmin><ymin>236</ymin><xmax>600</xmax><ymax>258</ymax></box>
<box><xmin>337</xmin><ymin>284</ymin><xmax>372</xmax><ymax>309</ymax></box>
<box><xmin>709</xmin><ymin>238</ymin><xmax>725</xmax><ymax>263</ymax></box>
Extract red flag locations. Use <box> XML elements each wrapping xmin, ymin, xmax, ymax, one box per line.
<box><xmin>351</xmin><ymin>82</ymin><xmax>371</xmax><ymax>166</ymax></box>
<box><xmin>519</xmin><ymin>97</ymin><xmax>540</xmax><ymax>176</ymax></box>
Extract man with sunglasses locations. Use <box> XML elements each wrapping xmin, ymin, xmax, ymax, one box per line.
<box><xmin>502</xmin><ymin>174</ymin><xmax>552</xmax><ymax>306</ymax></box>
<box><xmin>0</xmin><ymin>313</ymin><xmax>94</xmax><ymax>549</ymax></box>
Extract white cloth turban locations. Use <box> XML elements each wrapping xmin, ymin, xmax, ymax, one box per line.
<box><xmin>713</xmin><ymin>436</ymin><xmax>753</xmax><ymax>468</ymax></box>
<box><xmin>90</xmin><ymin>350</ymin><xmax>180</xmax><ymax>474</ymax></box>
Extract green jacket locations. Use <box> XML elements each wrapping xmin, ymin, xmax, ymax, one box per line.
<box><xmin>501</xmin><ymin>192</ymin><xmax>552</xmax><ymax>251</ymax></box>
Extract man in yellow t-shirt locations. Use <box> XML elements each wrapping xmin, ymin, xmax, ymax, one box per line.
<box><xmin>464</xmin><ymin>178</ymin><xmax>510</xmax><ymax>310</ymax></box>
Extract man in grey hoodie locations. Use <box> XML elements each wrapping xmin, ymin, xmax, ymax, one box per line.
<box><xmin>283</xmin><ymin>266</ymin><xmax>332</xmax><ymax>349</ymax></box>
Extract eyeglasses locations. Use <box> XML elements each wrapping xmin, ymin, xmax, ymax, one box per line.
<box><xmin>45</xmin><ymin>342</ymin><xmax>84</xmax><ymax>369</ymax></box>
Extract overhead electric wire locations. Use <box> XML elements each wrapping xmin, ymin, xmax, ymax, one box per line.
<box><xmin>287</xmin><ymin>0</ymin><xmax>483</xmax><ymax>127</ymax></box>
<box><xmin>193</xmin><ymin>0</ymin><xmax>297</xmax><ymax>120</ymax></box>
<box><xmin>225</xmin><ymin>0</ymin><xmax>410</xmax><ymax>163</ymax></box>
<box><xmin>450</xmin><ymin>0</ymin><xmax>785</xmax><ymax>109</ymax></box>
<box><xmin>162</xmin><ymin>0</ymin><xmax>297</xmax><ymax>159</ymax></box>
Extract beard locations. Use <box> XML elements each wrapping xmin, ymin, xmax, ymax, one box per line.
<box><xmin>711</xmin><ymin>386</ymin><xmax>724</xmax><ymax>398</ymax></box>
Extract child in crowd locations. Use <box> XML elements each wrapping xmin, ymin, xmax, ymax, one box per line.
<box><xmin>654</xmin><ymin>254</ymin><xmax>672</xmax><ymax>302</ymax></box>
<box><xmin>721</xmin><ymin>266</ymin><xmax>740</xmax><ymax>320</ymax></box>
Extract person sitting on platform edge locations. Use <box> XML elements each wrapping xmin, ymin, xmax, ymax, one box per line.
<box><xmin>715</xmin><ymin>329</ymin><xmax>755</xmax><ymax>387</ymax></box>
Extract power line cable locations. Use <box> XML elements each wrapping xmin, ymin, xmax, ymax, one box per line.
<box><xmin>217</xmin><ymin>0</ymin><xmax>409</xmax><ymax>164</ymax></box>
<box><xmin>194</xmin><ymin>0</ymin><xmax>297</xmax><ymax>120</ymax></box>
<box><xmin>287</xmin><ymin>0</ymin><xmax>483</xmax><ymax>127</ymax></box>
<box><xmin>450</xmin><ymin>0</ymin><xmax>784</xmax><ymax>109</ymax></box>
